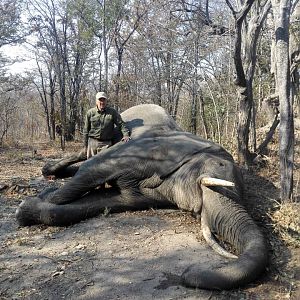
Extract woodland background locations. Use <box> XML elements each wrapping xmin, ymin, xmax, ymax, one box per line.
<box><xmin>0</xmin><ymin>1</ymin><xmax>300</xmax><ymax>298</ymax></box>
<box><xmin>0</xmin><ymin>0</ymin><xmax>299</xmax><ymax>202</ymax></box>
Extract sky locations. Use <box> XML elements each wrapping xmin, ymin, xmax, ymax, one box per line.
<box><xmin>1</xmin><ymin>44</ymin><xmax>36</xmax><ymax>74</ymax></box>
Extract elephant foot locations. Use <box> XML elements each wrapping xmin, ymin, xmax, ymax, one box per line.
<box><xmin>16</xmin><ymin>197</ymin><xmax>44</xmax><ymax>226</ymax></box>
<box><xmin>42</xmin><ymin>148</ymin><xmax>86</xmax><ymax>178</ymax></box>
<box><xmin>16</xmin><ymin>189</ymin><xmax>120</xmax><ymax>227</ymax></box>
<box><xmin>15</xmin><ymin>196</ymin><xmax>85</xmax><ymax>227</ymax></box>
<box><xmin>42</xmin><ymin>165</ymin><xmax>80</xmax><ymax>178</ymax></box>
<box><xmin>16</xmin><ymin>196</ymin><xmax>66</xmax><ymax>226</ymax></box>
<box><xmin>16</xmin><ymin>188</ymin><xmax>61</xmax><ymax>226</ymax></box>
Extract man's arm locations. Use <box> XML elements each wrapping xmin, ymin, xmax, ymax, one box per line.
<box><xmin>113</xmin><ymin>110</ymin><xmax>130</xmax><ymax>140</ymax></box>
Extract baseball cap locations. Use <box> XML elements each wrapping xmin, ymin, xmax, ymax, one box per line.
<box><xmin>96</xmin><ymin>92</ymin><xmax>107</xmax><ymax>100</ymax></box>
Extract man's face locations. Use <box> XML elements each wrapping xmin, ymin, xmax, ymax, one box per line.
<box><xmin>97</xmin><ymin>98</ymin><xmax>107</xmax><ymax>111</ymax></box>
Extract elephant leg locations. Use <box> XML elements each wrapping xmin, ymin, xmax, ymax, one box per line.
<box><xmin>42</xmin><ymin>148</ymin><xmax>87</xmax><ymax>178</ymax></box>
<box><xmin>45</xmin><ymin>168</ymin><xmax>107</xmax><ymax>204</ymax></box>
<box><xmin>16</xmin><ymin>187</ymin><xmax>174</xmax><ymax>226</ymax></box>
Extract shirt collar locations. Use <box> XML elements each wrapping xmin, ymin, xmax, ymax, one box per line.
<box><xmin>97</xmin><ymin>106</ymin><xmax>107</xmax><ymax>113</ymax></box>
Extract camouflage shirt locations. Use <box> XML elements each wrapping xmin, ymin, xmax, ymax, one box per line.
<box><xmin>83</xmin><ymin>106</ymin><xmax>129</xmax><ymax>146</ymax></box>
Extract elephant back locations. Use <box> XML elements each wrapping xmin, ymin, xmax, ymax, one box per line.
<box><xmin>113</xmin><ymin>104</ymin><xmax>182</xmax><ymax>143</ymax></box>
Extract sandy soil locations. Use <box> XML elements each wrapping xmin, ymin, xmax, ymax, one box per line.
<box><xmin>0</xmin><ymin>143</ymin><xmax>299</xmax><ymax>300</ymax></box>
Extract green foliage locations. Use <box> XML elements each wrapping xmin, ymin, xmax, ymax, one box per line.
<box><xmin>104</xmin><ymin>0</ymin><xmax>130</xmax><ymax>27</ymax></box>
<box><xmin>68</xmin><ymin>0</ymin><xmax>102</xmax><ymax>38</ymax></box>
<box><xmin>1</xmin><ymin>0</ymin><xmax>295</xmax><ymax>157</ymax></box>
<box><xmin>0</xmin><ymin>0</ymin><xmax>23</xmax><ymax>47</ymax></box>
<box><xmin>67</xmin><ymin>0</ymin><xmax>131</xmax><ymax>39</ymax></box>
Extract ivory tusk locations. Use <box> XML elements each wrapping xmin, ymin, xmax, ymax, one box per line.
<box><xmin>201</xmin><ymin>217</ymin><xmax>238</xmax><ymax>259</ymax></box>
<box><xmin>201</xmin><ymin>177</ymin><xmax>235</xmax><ymax>187</ymax></box>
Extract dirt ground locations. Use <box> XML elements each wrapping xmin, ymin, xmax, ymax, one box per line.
<box><xmin>0</xmin><ymin>142</ymin><xmax>299</xmax><ymax>300</ymax></box>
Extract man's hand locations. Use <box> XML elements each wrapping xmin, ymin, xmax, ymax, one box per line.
<box><xmin>121</xmin><ymin>136</ymin><xmax>131</xmax><ymax>142</ymax></box>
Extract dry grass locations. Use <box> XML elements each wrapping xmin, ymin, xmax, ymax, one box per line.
<box><xmin>269</xmin><ymin>202</ymin><xmax>300</xmax><ymax>248</ymax></box>
<box><xmin>0</xmin><ymin>137</ymin><xmax>299</xmax><ymax>299</ymax></box>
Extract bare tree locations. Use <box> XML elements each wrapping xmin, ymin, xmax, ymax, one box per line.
<box><xmin>28</xmin><ymin>0</ymin><xmax>94</xmax><ymax>147</ymax></box>
<box><xmin>28</xmin><ymin>0</ymin><xmax>68</xmax><ymax>149</ymax></box>
<box><xmin>113</xmin><ymin>1</ymin><xmax>147</xmax><ymax>108</ymax></box>
<box><xmin>31</xmin><ymin>53</ymin><xmax>57</xmax><ymax>140</ymax></box>
<box><xmin>290</xmin><ymin>1</ymin><xmax>300</xmax><ymax>116</ymax></box>
<box><xmin>0</xmin><ymin>96</ymin><xmax>16</xmax><ymax>145</ymax></box>
<box><xmin>225</xmin><ymin>0</ymin><xmax>271</xmax><ymax>165</ymax></box>
<box><xmin>271</xmin><ymin>0</ymin><xmax>294</xmax><ymax>201</ymax></box>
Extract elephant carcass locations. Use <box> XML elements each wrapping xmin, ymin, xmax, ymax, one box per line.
<box><xmin>41</xmin><ymin>104</ymin><xmax>182</xmax><ymax>178</ymax></box>
<box><xmin>16</xmin><ymin>104</ymin><xmax>268</xmax><ymax>290</ymax></box>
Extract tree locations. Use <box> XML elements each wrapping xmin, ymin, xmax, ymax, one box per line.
<box><xmin>0</xmin><ymin>0</ymin><xmax>25</xmax><ymax>93</ymax></box>
<box><xmin>0</xmin><ymin>96</ymin><xmax>16</xmax><ymax>145</ymax></box>
<box><xmin>28</xmin><ymin>0</ymin><xmax>95</xmax><ymax>147</ymax></box>
<box><xmin>31</xmin><ymin>52</ymin><xmax>57</xmax><ymax>140</ymax></box>
<box><xmin>0</xmin><ymin>0</ymin><xmax>23</xmax><ymax>47</ymax></box>
<box><xmin>124</xmin><ymin>1</ymin><xmax>194</xmax><ymax>116</ymax></box>
<box><xmin>112</xmin><ymin>0</ymin><xmax>147</xmax><ymax>108</ymax></box>
<box><xmin>65</xmin><ymin>1</ymin><xmax>95</xmax><ymax>140</ymax></box>
<box><xmin>75</xmin><ymin>0</ymin><xmax>118</xmax><ymax>92</ymax></box>
<box><xmin>290</xmin><ymin>1</ymin><xmax>300</xmax><ymax>116</ymax></box>
<box><xmin>225</xmin><ymin>0</ymin><xmax>271</xmax><ymax>165</ymax></box>
<box><xmin>271</xmin><ymin>0</ymin><xmax>294</xmax><ymax>201</ymax></box>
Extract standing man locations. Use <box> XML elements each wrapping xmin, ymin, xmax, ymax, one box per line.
<box><xmin>83</xmin><ymin>92</ymin><xmax>130</xmax><ymax>159</ymax></box>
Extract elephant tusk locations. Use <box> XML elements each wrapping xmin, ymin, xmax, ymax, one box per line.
<box><xmin>201</xmin><ymin>218</ymin><xmax>238</xmax><ymax>259</ymax></box>
<box><xmin>200</xmin><ymin>177</ymin><xmax>235</xmax><ymax>187</ymax></box>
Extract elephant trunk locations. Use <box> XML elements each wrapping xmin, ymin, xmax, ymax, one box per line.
<box><xmin>181</xmin><ymin>186</ymin><xmax>268</xmax><ymax>290</ymax></box>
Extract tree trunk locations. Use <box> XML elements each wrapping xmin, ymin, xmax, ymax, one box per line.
<box><xmin>234</xmin><ymin>16</ymin><xmax>252</xmax><ymax>165</ymax></box>
<box><xmin>225</xmin><ymin>0</ymin><xmax>255</xmax><ymax>166</ymax></box>
<box><xmin>114</xmin><ymin>47</ymin><xmax>123</xmax><ymax>109</ymax></box>
<box><xmin>290</xmin><ymin>2</ymin><xmax>300</xmax><ymax>117</ymax></box>
<box><xmin>199</xmin><ymin>94</ymin><xmax>209</xmax><ymax>139</ymax></box>
<box><xmin>226</xmin><ymin>0</ymin><xmax>270</xmax><ymax>165</ymax></box>
<box><xmin>103</xmin><ymin>0</ymin><xmax>109</xmax><ymax>92</ymax></box>
<box><xmin>272</xmin><ymin>0</ymin><xmax>294</xmax><ymax>201</ymax></box>
<box><xmin>190</xmin><ymin>91</ymin><xmax>197</xmax><ymax>135</ymax></box>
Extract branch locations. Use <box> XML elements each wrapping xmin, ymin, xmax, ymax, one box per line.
<box><xmin>246</xmin><ymin>0</ymin><xmax>272</xmax><ymax>79</ymax></box>
<box><xmin>291</xmin><ymin>52</ymin><xmax>300</xmax><ymax>74</ymax></box>
<box><xmin>257</xmin><ymin>113</ymin><xmax>280</xmax><ymax>155</ymax></box>
<box><xmin>225</xmin><ymin>0</ymin><xmax>256</xmax><ymax>87</ymax></box>
<box><xmin>236</xmin><ymin>0</ymin><xmax>256</xmax><ymax>24</ymax></box>
<box><xmin>258</xmin><ymin>0</ymin><xmax>272</xmax><ymax>25</ymax></box>
<box><xmin>225</xmin><ymin>0</ymin><xmax>237</xmax><ymax>19</ymax></box>
<box><xmin>179</xmin><ymin>0</ymin><xmax>230</xmax><ymax>35</ymax></box>
<box><xmin>291</xmin><ymin>0</ymin><xmax>300</xmax><ymax>12</ymax></box>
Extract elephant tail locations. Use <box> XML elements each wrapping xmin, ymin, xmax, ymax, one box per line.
<box><xmin>181</xmin><ymin>186</ymin><xmax>268</xmax><ymax>290</ymax></box>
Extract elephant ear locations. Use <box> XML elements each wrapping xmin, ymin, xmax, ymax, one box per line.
<box><xmin>152</xmin><ymin>148</ymin><xmax>204</xmax><ymax>179</ymax></box>
<box><xmin>121</xmin><ymin>141</ymin><xmax>207</xmax><ymax>181</ymax></box>
<box><xmin>113</xmin><ymin>136</ymin><xmax>207</xmax><ymax>179</ymax></box>
<box><xmin>148</xmin><ymin>136</ymin><xmax>229</xmax><ymax>179</ymax></box>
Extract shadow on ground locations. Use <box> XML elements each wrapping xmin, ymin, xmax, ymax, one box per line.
<box><xmin>0</xmin><ymin>169</ymin><xmax>299</xmax><ymax>299</ymax></box>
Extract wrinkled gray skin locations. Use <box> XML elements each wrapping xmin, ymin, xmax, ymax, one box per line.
<box><xmin>16</xmin><ymin>104</ymin><xmax>267</xmax><ymax>290</ymax></box>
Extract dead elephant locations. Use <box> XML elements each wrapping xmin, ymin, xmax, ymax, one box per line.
<box><xmin>16</xmin><ymin>104</ymin><xmax>268</xmax><ymax>290</ymax></box>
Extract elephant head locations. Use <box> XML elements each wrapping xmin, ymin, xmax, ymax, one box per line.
<box><xmin>16</xmin><ymin>104</ymin><xmax>268</xmax><ymax>290</ymax></box>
